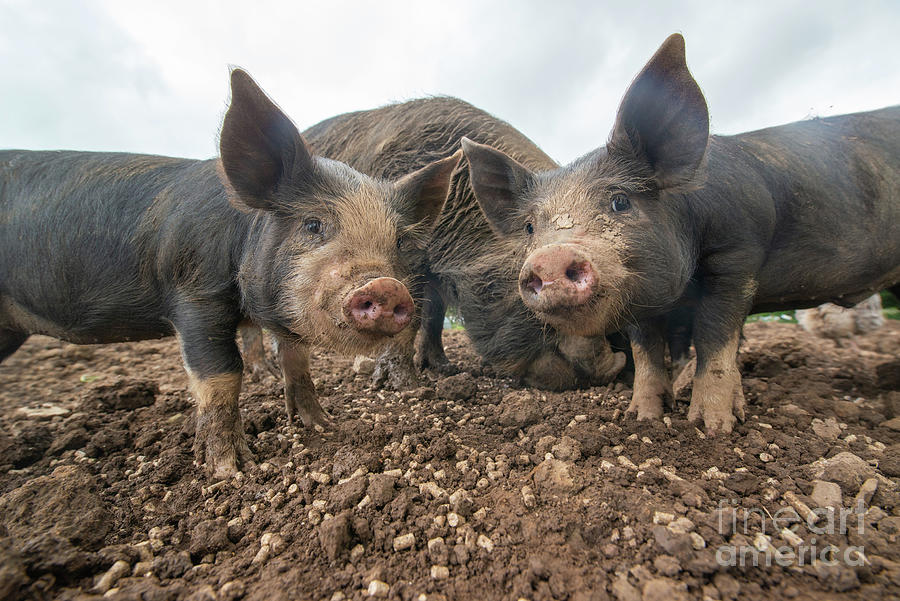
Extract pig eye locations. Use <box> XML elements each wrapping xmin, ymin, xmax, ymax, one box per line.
<box><xmin>610</xmin><ymin>193</ymin><xmax>631</xmax><ymax>213</ymax></box>
<box><xmin>524</xmin><ymin>222</ymin><xmax>534</xmax><ymax>235</ymax></box>
<box><xmin>304</xmin><ymin>218</ymin><xmax>323</xmax><ymax>235</ymax></box>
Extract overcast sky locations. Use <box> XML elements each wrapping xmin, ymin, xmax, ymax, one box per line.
<box><xmin>2</xmin><ymin>0</ymin><xmax>898</xmax><ymax>165</ymax></box>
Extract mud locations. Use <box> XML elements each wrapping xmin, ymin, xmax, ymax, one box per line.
<box><xmin>1</xmin><ymin>322</ymin><xmax>899</xmax><ymax>600</ymax></box>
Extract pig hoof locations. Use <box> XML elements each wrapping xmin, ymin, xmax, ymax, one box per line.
<box><xmin>624</xmin><ymin>394</ymin><xmax>664</xmax><ymax>420</ymax></box>
<box><xmin>687</xmin><ymin>403</ymin><xmax>735</xmax><ymax>435</ymax></box>
<box><xmin>194</xmin><ymin>432</ymin><xmax>255</xmax><ymax>479</ymax></box>
<box><xmin>594</xmin><ymin>351</ymin><xmax>627</xmax><ymax>383</ymax></box>
<box><xmin>294</xmin><ymin>404</ymin><xmax>334</xmax><ymax>431</ymax></box>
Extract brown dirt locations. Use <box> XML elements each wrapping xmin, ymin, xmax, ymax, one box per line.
<box><xmin>1</xmin><ymin>322</ymin><xmax>899</xmax><ymax>601</ymax></box>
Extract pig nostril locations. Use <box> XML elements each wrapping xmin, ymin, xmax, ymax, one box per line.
<box><xmin>566</xmin><ymin>261</ymin><xmax>592</xmax><ymax>286</ymax></box>
<box><xmin>526</xmin><ymin>275</ymin><xmax>544</xmax><ymax>295</ymax></box>
<box><xmin>394</xmin><ymin>304</ymin><xmax>410</xmax><ymax>320</ymax></box>
<box><xmin>361</xmin><ymin>300</ymin><xmax>373</xmax><ymax>311</ymax></box>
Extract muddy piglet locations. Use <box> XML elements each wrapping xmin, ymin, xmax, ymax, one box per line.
<box><xmin>462</xmin><ymin>34</ymin><xmax>900</xmax><ymax>434</ymax></box>
<box><xmin>0</xmin><ymin>69</ymin><xmax>460</xmax><ymax>477</ymax></box>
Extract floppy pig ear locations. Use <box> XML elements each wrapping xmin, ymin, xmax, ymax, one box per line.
<box><xmin>461</xmin><ymin>137</ymin><xmax>535</xmax><ymax>236</ymax></box>
<box><xmin>394</xmin><ymin>150</ymin><xmax>462</xmax><ymax>229</ymax></box>
<box><xmin>219</xmin><ymin>68</ymin><xmax>316</xmax><ymax>211</ymax></box>
<box><xmin>609</xmin><ymin>34</ymin><xmax>709</xmax><ymax>191</ymax></box>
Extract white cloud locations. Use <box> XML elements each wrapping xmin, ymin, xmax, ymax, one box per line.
<box><xmin>2</xmin><ymin>0</ymin><xmax>898</xmax><ymax>164</ymax></box>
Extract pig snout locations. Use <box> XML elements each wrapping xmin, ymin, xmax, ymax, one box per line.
<box><xmin>519</xmin><ymin>245</ymin><xmax>597</xmax><ymax>312</ymax></box>
<box><xmin>342</xmin><ymin>277</ymin><xmax>414</xmax><ymax>336</ymax></box>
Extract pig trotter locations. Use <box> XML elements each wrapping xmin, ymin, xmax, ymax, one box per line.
<box><xmin>687</xmin><ymin>331</ymin><xmax>745</xmax><ymax>435</ymax></box>
<box><xmin>279</xmin><ymin>340</ymin><xmax>334</xmax><ymax>429</ymax></box>
<box><xmin>189</xmin><ymin>371</ymin><xmax>255</xmax><ymax>479</ymax></box>
<box><xmin>415</xmin><ymin>336</ymin><xmax>457</xmax><ymax>375</ymax></box>
<box><xmin>626</xmin><ymin>321</ymin><xmax>671</xmax><ymax>420</ymax></box>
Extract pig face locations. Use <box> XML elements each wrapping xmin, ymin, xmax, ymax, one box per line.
<box><xmin>219</xmin><ymin>70</ymin><xmax>458</xmax><ymax>354</ymax></box>
<box><xmin>462</xmin><ymin>34</ymin><xmax>709</xmax><ymax>336</ymax></box>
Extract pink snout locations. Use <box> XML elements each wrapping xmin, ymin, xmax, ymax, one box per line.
<box><xmin>342</xmin><ymin>277</ymin><xmax>414</xmax><ymax>336</ymax></box>
<box><xmin>519</xmin><ymin>245</ymin><xmax>597</xmax><ymax>312</ymax></box>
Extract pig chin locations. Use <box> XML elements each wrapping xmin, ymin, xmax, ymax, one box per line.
<box><xmin>532</xmin><ymin>299</ymin><xmax>622</xmax><ymax>337</ymax></box>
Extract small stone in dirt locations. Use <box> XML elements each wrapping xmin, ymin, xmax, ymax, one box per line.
<box><xmin>428</xmin><ymin>537</ymin><xmax>449</xmax><ymax>564</ymax></box>
<box><xmin>186</xmin><ymin>585</ymin><xmax>217</xmax><ymax>601</ymax></box>
<box><xmin>521</xmin><ymin>485</ymin><xmax>536</xmax><ymax>508</ymax></box>
<box><xmin>151</xmin><ymin>550</ymin><xmax>193</xmax><ymax>579</ymax></box>
<box><xmin>89</xmin><ymin>379</ymin><xmax>158</xmax><ymax>410</ymax></box>
<box><xmin>330</xmin><ymin>476</ymin><xmax>368</xmax><ymax>510</ymax></box>
<box><xmin>643</xmin><ymin>578</ymin><xmax>687</xmax><ymax>601</ymax></box>
<box><xmin>353</xmin><ymin>356</ymin><xmax>376</xmax><ymax>376</ymax></box>
<box><xmin>881</xmin><ymin>416</ymin><xmax>900</xmax><ymax>431</ymax></box>
<box><xmin>393</xmin><ymin>533</ymin><xmax>415</xmax><ymax>551</ymax></box>
<box><xmin>810</xmin><ymin>480</ymin><xmax>843</xmax><ymax>510</ymax></box>
<box><xmin>16</xmin><ymin>405</ymin><xmax>70</xmax><ymax>419</ymax></box>
<box><xmin>435</xmin><ymin>373</ymin><xmax>477</xmax><ymax>401</ymax></box>
<box><xmin>430</xmin><ymin>565</ymin><xmax>450</xmax><ymax>580</ymax></box>
<box><xmin>653</xmin><ymin>555</ymin><xmax>680</xmax><ymax>576</ymax></box>
<box><xmin>808</xmin><ymin>452</ymin><xmax>875</xmax><ymax>492</ymax></box>
<box><xmin>532</xmin><ymin>458</ymin><xmax>576</xmax><ymax>494</ymax></box>
<box><xmin>367</xmin><ymin>579</ymin><xmax>389</xmax><ymax>597</ymax></box>
<box><xmin>713</xmin><ymin>572</ymin><xmax>741</xmax><ymax>600</ymax></box>
<box><xmin>498</xmin><ymin>391</ymin><xmax>541</xmax><ymax>427</ymax></box>
<box><xmin>318</xmin><ymin>511</ymin><xmax>352</xmax><ymax>561</ymax></box>
<box><xmin>93</xmin><ymin>559</ymin><xmax>130</xmax><ymax>593</ymax></box>
<box><xmin>476</xmin><ymin>534</ymin><xmax>494</xmax><ymax>552</ymax></box>
<box><xmin>449</xmin><ymin>489</ymin><xmax>474</xmax><ymax>516</ymax></box>
<box><xmin>551</xmin><ymin>436</ymin><xmax>582</xmax><ymax>462</ymax></box>
<box><xmin>366</xmin><ymin>474</ymin><xmax>396</xmax><ymax>508</ymax></box>
<box><xmin>188</xmin><ymin>518</ymin><xmax>231</xmax><ymax>559</ymax></box>
<box><xmin>652</xmin><ymin>511</ymin><xmax>675</xmax><ymax>525</ymax></box>
<box><xmin>811</xmin><ymin>417</ymin><xmax>842</xmax><ymax>441</ymax></box>
<box><xmin>611</xmin><ymin>575</ymin><xmax>641</xmax><ymax>601</ymax></box>
<box><xmin>652</xmin><ymin>525</ymin><xmax>692</xmax><ymax>557</ymax></box>
<box><xmin>881</xmin><ymin>443</ymin><xmax>900</xmax><ymax>479</ymax></box>
<box><xmin>220</xmin><ymin>580</ymin><xmax>246</xmax><ymax>600</ymax></box>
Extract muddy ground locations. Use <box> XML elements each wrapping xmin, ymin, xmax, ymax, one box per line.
<box><xmin>1</xmin><ymin>321</ymin><xmax>899</xmax><ymax>601</ymax></box>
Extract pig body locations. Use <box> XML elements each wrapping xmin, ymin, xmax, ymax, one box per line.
<box><xmin>0</xmin><ymin>70</ymin><xmax>457</xmax><ymax>477</ymax></box>
<box><xmin>462</xmin><ymin>34</ymin><xmax>900</xmax><ymax>433</ymax></box>
<box><xmin>301</xmin><ymin>98</ymin><xmax>626</xmax><ymax>390</ymax></box>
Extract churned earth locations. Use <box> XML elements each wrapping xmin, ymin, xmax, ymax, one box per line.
<box><xmin>1</xmin><ymin>322</ymin><xmax>899</xmax><ymax>601</ymax></box>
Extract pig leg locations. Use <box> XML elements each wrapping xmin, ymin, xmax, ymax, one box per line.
<box><xmin>686</xmin><ymin>281</ymin><xmax>752</xmax><ymax>434</ymax></box>
<box><xmin>0</xmin><ymin>329</ymin><xmax>29</xmax><ymax>362</ymax></box>
<box><xmin>625</xmin><ymin>318</ymin><xmax>672</xmax><ymax>420</ymax></box>
<box><xmin>414</xmin><ymin>279</ymin><xmax>456</xmax><ymax>374</ymax></box>
<box><xmin>278</xmin><ymin>339</ymin><xmax>333</xmax><ymax>429</ymax></box>
<box><xmin>177</xmin><ymin>319</ymin><xmax>253</xmax><ymax>479</ymax></box>
<box><xmin>239</xmin><ymin>325</ymin><xmax>279</xmax><ymax>381</ymax></box>
<box><xmin>558</xmin><ymin>334</ymin><xmax>626</xmax><ymax>384</ymax></box>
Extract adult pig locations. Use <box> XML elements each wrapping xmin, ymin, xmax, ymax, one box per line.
<box><xmin>300</xmin><ymin>99</ymin><xmax>626</xmax><ymax>390</ymax></box>
<box><xmin>461</xmin><ymin>34</ymin><xmax>900</xmax><ymax>433</ymax></box>
<box><xmin>0</xmin><ymin>70</ymin><xmax>459</xmax><ymax>477</ymax></box>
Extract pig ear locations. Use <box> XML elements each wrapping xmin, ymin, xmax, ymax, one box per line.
<box><xmin>461</xmin><ymin>137</ymin><xmax>535</xmax><ymax>236</ymax></box>
<box><xmin>219</xmin><ymin>68</ymin><xmax>316</xmax><ymax>211</ymax></box>
<box><xmin>394</xmin><ymin>150</ymin><xmax>462</xmax><ymax>229</ymax></box>
<box><xmin>609</xmin><ymin>34</ymin><xmax>709</xmax><ymax>191</ymax></box>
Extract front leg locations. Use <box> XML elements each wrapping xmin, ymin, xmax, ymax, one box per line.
<box><xmin>687</xmin><ymin>276</ymin><xmax>753</xmax><ymax>434</ymax></box>
<box><xmin>278</xmin><ymin>339</ymin><xmax>333</xmax><ymax>429</ymax></box>
<box><xmin>626</xmin><ymin>317</ymin><xmax>672</xmax><ymax>420</ymax></box>
<box><xmin>558</xmin><ymin>334</ymin><xmax>626</xmax><ymax>385</ymax></box>
<box><xmin>414</xmin><ymin>278</ymin><xmax>456</xmax><ymax>374</ymax></box>
<box><xmin>175</xmin><ymin>312</ymin><xmax>253</xmax><ymax>479</ymax></box>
